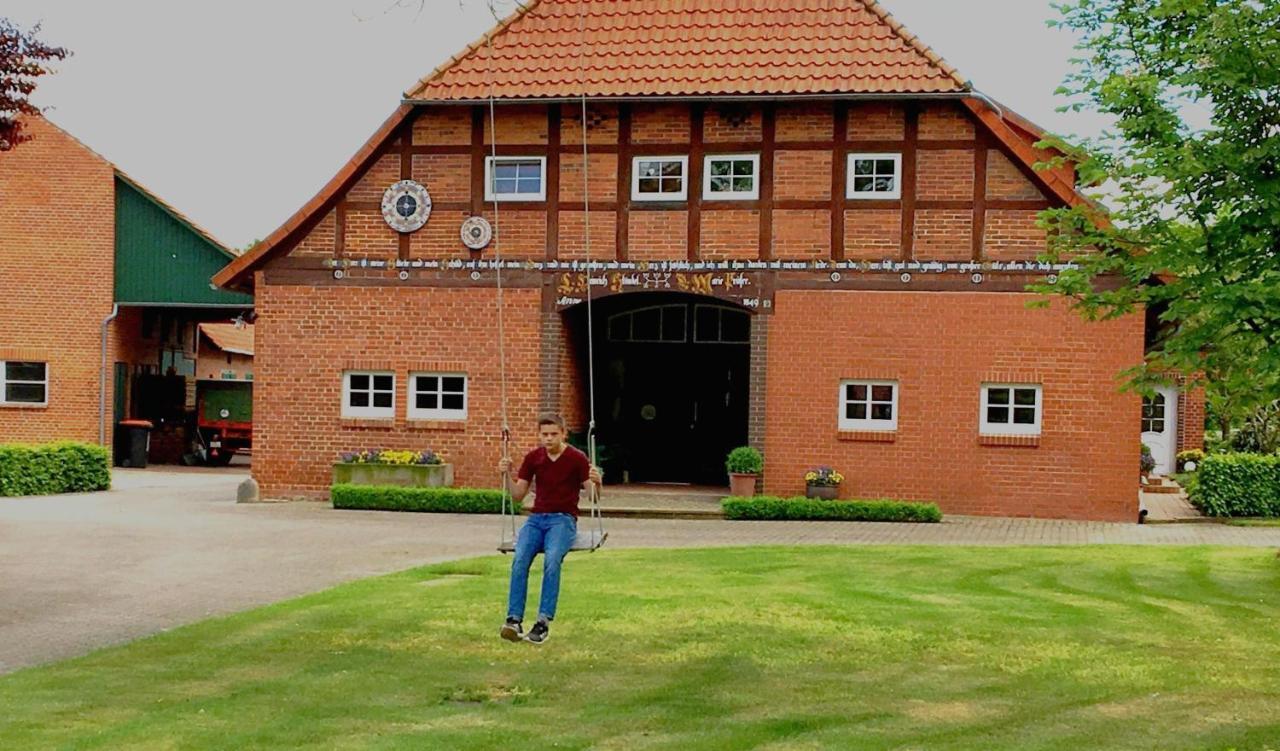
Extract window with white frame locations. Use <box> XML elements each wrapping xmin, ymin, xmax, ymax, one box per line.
<box><xmin>846</xmin><ymin>153</ymin><xmax>902</xmax><ymax>199</ymax></box>
<box><xmin>485</xmin><ymin>156</ymin><xmax>546</xmax><ymax>201</ymax></box>
<box><xmin>343</xmin><ymin>371</ymin><xmax>395</xmax><ymax>419</ymax></box>
<box><xmin>632</xmin><ymin>156</ymin><xmax>688</xmax><ymax>201</ymax></box>
<box><xmin>0</xmin><ymin>361</ymin><xmax>48</xmax><ymax>406</ymax></box>
<box><xmin>409</xmin><ymin>373</ymin><xmax>467</xmax><ymax>420</ymax></box>
<box><xmin>839</xmin><ymin>380</ymin><xmax>898</xmax><ymax>431</ymax></box>
<box><xmin>703</xmin><ymin>154</ymin><xmax>759</xmax><ymax>200</ymax></box>
<box><xmin>980</xmin><ymin>384</ymin><xmax>1042</xmax><ymax>435</ymax></box>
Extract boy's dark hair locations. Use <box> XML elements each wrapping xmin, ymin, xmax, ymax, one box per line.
<box><xmin>537</xmin><ymin>412</ymin><xmax>566</xmax><ymax>430</ymax></box>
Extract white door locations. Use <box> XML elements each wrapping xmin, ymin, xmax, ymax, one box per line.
<box><xmin>1141</xmin><ymin>387</ymin><xmax>1178</xmax><ymax>475</ymax></box>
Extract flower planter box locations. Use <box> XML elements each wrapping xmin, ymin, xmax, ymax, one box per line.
<box><xmin>805</xmin><ymin>484</ymin><xmax>839</xmax><ymax>500</ymax></box>
<box><xmin>333</xmin><ymin>463</ymin><xmax>454</xmax><ymax>488</ymax></box>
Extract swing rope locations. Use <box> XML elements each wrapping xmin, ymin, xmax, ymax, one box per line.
<box><xmin>577</xmin><ymin>0</ymin><xmax>603</xmax><ymax>522</ymax></box>
<box><xmin>485</xmin><ymin>26</ymin><xmax>518</xmax><ymax>551</ymax></box>
<box><xmin>493</xmin><ymin>0</ymin><xmax>605</xmax><ymax>552</ymax></box>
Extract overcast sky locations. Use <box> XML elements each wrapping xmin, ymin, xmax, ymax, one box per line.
<box><xmin>6</xmin><ymin>1</ymin><xmax>1106</xmax><ymax>249</ymax></box>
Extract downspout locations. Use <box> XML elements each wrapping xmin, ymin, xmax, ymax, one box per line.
<box><xmin>99</xmin><ymin>303</ymin><xmax>119</xmax><ymax>445</ymax></box>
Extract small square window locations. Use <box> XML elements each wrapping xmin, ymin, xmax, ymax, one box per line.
<box><xmin>1</xmin><ymin>360</ymin><xmax>48</xmax><ymax>406</ymax></box>
<box><xmin>633</xmin><ymin>156</ymin><xmax>688</xmax><ymax>201</ymax></box>
<box><xmin>703</xmin><ymin>154</ymin><xmax>759</xmax><ymax>200</ymax></box>
<box><xmin>485</xmin><ymin>157</ymin><xmax>546</xmax><ymax>202</ymax></box>
<box><xmin>409</xmin><ymin>372</ymin><xmax>467</xmax><ymax>420</ymax></box>
<box><xmin>839</xmin><ymin>380</ymin><xmax>898</xmax><ymax>431</ymax></box>
<box><xmin>980</xmin><ymin>384</ymin><xmax>1042</xmax><ymax>436</ymax></box>
<box><xmin>343</xmin><ymin>371</ymin><xmax>394</xmax><ymax>419</ymax></box>
<box><xmin>847</xmin><ymin>153</ymin><xmax>902</xmax><ymax>199</ymax></box>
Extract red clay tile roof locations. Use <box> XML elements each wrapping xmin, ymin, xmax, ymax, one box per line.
<box><xmin>199</xmin><ymin>322</ymin><xmax>254</xmax><ymax>356</ymax></box>
<box><xmin>405</xmin><ymin>0</ymin><xmax>969</xmax><ymax>101</ymax></box>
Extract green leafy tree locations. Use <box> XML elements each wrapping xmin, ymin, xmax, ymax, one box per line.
<box><xmin>1033</xmin><ymin>0</ymin><xmax>1280</xmax><ymax>437</ymax></box>
<box><xmin>0</xmin><ymin>17</ymin><xmax>69</xmax><ymax>151</ymax></box>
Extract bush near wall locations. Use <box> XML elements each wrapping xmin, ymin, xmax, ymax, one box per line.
<box><xmin>0</xmin><ymin>442</ymin><xmax>111</xmax><ymax>497</ymax></box>
<box><xmin>331</xmin><ymin>484</ymin><xmax>504</xmax><ymax>514</ymax></box>
<box><xmin>722</xmin><ymin>496</ymin><xmax>942</xmax><ymax>523</ymax></box>
<box><xmin>1194</xmin><ymin>454</ymin><xmax>1280</xmax><ymax>518</ymax></box>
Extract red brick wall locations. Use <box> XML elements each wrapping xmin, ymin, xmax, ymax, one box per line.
<box><xmin>0</xmin><ymin>116</ymin><xmax>117</xmax><ymax>445</ymax></box>
<box><xmin>252</xmin><ymin>284</ymin><xmax>541</xmax><ymax>498</ymax></box>
<box><xmin>765</xmin><ymin>290</ymin><xmax>1144</xmax><ymax>521</ymax></box>
<box><xmin>1177</xmin><ymin>381</ymin><xmax>1206</xmax><ymax>453</ymax></box>
<box><xmin>280</xmin><ymin>101</ymin><xmax>1066</xmax><ymax>267</ymax></box>
<box><xmin>774</xmin><ymin>151</ymin><xmax>832</xmax><ymax>201</ymax></box>
<box><xmin>628</xmin><ymin>211</ymin><xmax>687</xmax><ymax>260</ymax></box>
<box><xmin>700</xmin><ymin>209</ymin><xmax>759</xmax><ymax>260</ymax></box>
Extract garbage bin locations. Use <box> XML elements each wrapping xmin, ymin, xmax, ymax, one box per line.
<box><xmin>115</xmin><ymin>419</ymin><xmax>154</xmax><ymax>468</ymax></box>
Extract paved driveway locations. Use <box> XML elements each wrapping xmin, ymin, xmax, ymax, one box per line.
<box><xmin>3</xmin><ymin>468</ymin><xmax>1279</xmax><ymax>674</ymax></box>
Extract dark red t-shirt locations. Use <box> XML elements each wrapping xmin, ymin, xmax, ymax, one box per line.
<box><xmin>518</xmin><ymin>445</ymin><xmax>590</xmax><ymax>517</ymax></box>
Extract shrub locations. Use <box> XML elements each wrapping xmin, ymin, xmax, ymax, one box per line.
<box><xmin>1176</xmin><ymin>449</ymin><xmax>1206</xmax><ymax>472</ymax></box>
<box><xmin>1194</xmin><ymin>454</ymin><xmax>1280</xmax><ymax>518</ymax></box>
<box><xmin>725</xmin><ymin>446</ymin><xmax>763</xmax><ymax>475</ymax></box>
<box><xmin>331</xmin><ymin>484</ymin><xmax>503</xmax><ymax>513</ymax></box>
<box><xmin>0</xmin><ymin>441</ymin><xmax>111</xmax><ymax>497</ymax></box>
<box><xmin>722</xmin><ymin>496</ymin><xmax>942</xmax><ymax>523</ymax></box>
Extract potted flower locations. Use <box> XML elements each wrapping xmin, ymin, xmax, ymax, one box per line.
<box><xmin>1176</xmin><ymin>449</ymin><xmax>1205</xmax><ymax>473</ymax></box>
<box><xmin>333</xmin><ymin>448</ymin><xmax>454</xmax><ymax>488</ymax></box>
<box><xmin>1140</xmin><ymin>443</ymin><xmax>1156</xmax><ymax>480</ymax></box>
<box><xmin>725</xmin><ymin>446</ymin><xmax>763</xmax><ymax>497</ymax></box>
<box><xmin>804</xmin><ymin>466</ymin><xmax>843</xmax><ymax>500</ymax></box>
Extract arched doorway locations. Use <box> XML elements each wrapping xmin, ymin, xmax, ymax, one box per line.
<box><xmin>564</xmin><ymin>292</ymin><xmax>751</xmax><ymax>486</ymax></box>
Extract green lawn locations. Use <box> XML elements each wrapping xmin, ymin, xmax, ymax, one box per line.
<box><xmin>4</xmin><ymin>546</ymin><xmax>1280</xmax><ymax>750</ymax></box>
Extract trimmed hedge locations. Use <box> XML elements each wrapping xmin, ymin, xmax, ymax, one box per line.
<box><xmin>331</xmin><ymin>484</ymin><xmax>504</xmax><ymax>513</ymax></box>
<box><xmin>0</xmin><ymin>441</ymin><xmax>111</xmax><ymax>497</ymax></box>
<box><xmin>1195</xmin><ymin>453</ymin><xmax>1280</xmax><ymax>518</ymax></box>
<box><xmin>722</xmin><ymin>496</ymin><xmax>942</xmax><ymax>523</ymax></box>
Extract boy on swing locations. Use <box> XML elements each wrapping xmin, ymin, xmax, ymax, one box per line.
<box><xmin>497</xmin><ymin>413</ymin><xmax>602</xmax><ymax>644</ymax></box>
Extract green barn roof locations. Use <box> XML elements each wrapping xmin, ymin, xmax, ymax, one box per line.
<box><xmin>114</xmin><ymin>174</ymin><xmax>253</xmax><ymax>307</ymax></box>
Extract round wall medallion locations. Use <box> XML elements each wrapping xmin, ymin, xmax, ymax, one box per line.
<box><xmin>381</xmin><ymin>180</ymin><xmax>432</xmax><ymax>233</ymax></box>
<box><xmin>460</xmin><ymin>216</ymin><xmax>493</xmax><ymax>250</ymax></box>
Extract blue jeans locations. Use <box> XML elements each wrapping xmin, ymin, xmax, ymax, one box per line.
<box><xmin>506</xmin><ymin>512</ymin><xmax>576</xmax><ymax>622</ymax></box>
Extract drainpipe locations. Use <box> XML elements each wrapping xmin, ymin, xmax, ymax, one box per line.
<box><xmin>99</xmin><ymin>304</ymin><xmax>119</xmax><ymax>445</ymax></box>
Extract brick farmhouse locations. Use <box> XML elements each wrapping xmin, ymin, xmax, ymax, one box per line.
<box><xmin>0</xmin><ymin>115</ymin><xmax>252</xmax><ymax>458</ymax></box>
<box><xmin>216</xmin><ymin>0</ymin><xmax>1203</xmax><ymax>521</ymax></box>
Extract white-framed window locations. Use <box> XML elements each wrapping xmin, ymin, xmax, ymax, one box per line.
<box><xmin>409</xmin><ymin>373</ymin><xmax>468</xmax><ymax>420</ymax></box>
<box><xmin>703</xmin><ymin>154</ymin><xmax>759</xmax><ymax>200</ymax></box>
<box><xmin>342</xmin><ymin>371</ymin><xmax>395</xmax><ymax>419</ymax></box>
<box><xmin>632</xmin><ymin>156</ymin><xmax>688</xmax><ymax>201</ymax></box>
<box><xmin>846</xmin><ymin>153</ymin><xmax>902</xmax><ymax>199</ymax></box>
<box><xmin>839</xmin><ymin>380</ymin><xmax>898</xmax><ymax>431</ymax></box>
<box><xmin>0</xmin><ymin>361</ymin><xmax>48</xmax><ymax>406</ymax></box>
<box><xmin>980</xmin><ymin>384</ymin><xmax>1042</xmax><ymax>436</ymax></box>
<box><xmin>1141</xmin><ymin>393</ymin><xmax>1166</xmax><ymax>433</ymax></box>
<box><xmin>484</xmin><ymin>156</ymin><xmax>546</xmax><ymax>201</ymax></box>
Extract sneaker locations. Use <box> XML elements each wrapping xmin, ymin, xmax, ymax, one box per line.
<box><xmin>526</xmin><ymin>620</ymin><xmax>550</xmax><ymax>645</ymax></box>
<box><xmin>500</xmin><ymin>617</ymin><xmax>523</xmax><ymax>642</ymax></box>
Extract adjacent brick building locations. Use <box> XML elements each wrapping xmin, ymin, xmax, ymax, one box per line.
<box><xmin>216</xmin><ymin>0</ymin><xmax>1202</xmax><ymax>520</ymax></box>
<box><xmin>0</xmin><ymin>115</ymin><xmax>253</xmax><ymax>457</ymax></box>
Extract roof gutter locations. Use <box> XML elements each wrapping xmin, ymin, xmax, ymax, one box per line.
<box><xmin>99</xmin><ymin>303</ymin><xmax>119</xmax><ymax>446</ymax></box>
<box><xmin>401</xmin><ymin>90</ymin><xmax>997</xmax><ymax>107</ymax></box>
